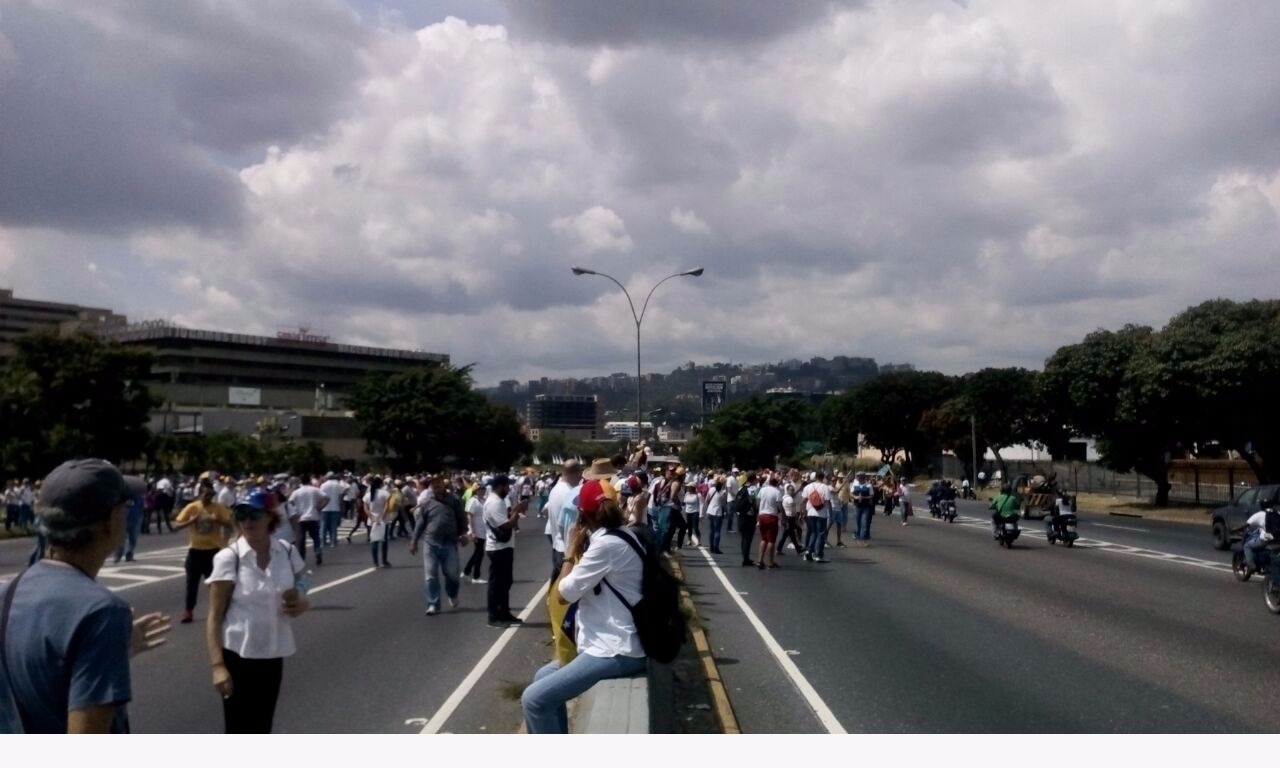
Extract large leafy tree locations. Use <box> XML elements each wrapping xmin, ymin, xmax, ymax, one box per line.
<box><xmin>0</xmin><ymin>331</ymin><xmax>156</xmax><ymax>477</ymax></box>
<box><xmin>1149</xmin><ymin>299</ymin><xmax>1280</xmax><ymax>483</ymax></box>
<box><xmin>345</xmin><ymin>365</ymin><xmax>531</xmax><ymax>472</ymax></box>
<box><xmin>817</xmin><ymin>391</ymin><xmax>861</xmax><ymax>453</ymax></box>
<box><xmin>681</xmin><ymin>395</ymin><xmax>815</xmax><ymax>469</ymax></box>
<box><xmin>1042</xmin><ymin>325</ymin><xmax>1182</xmax><ymax>505</ymax></box>
<box><xmin>918</xmin><ymin>397</ymin><xmax>990</xmax><ymax>483</ymax></box>
<box><xmin>844</xmin><ymin>371</ymin><xmax>954</xmax><ymax>472</ymax></box>
<box><xmin>960</xmin><ymin>367</ymin><xmax>1043</xmax><ymax>476</ymax></box>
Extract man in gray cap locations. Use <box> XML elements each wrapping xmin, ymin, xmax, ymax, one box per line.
<box><xmin>0</xmin><ymin>459</ymin><xmax>172</xmax><ymax>733</ymax></box>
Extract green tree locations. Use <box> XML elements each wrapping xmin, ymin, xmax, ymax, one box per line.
<box><xmin>345</xmin><ymin>365</ymin><xmax>531</xmax><ymax>471</ymax></box>
<box><xmin>1042</xmin><ymin>325</ymin><xmax>1181</xmax><ymax>506</ymax></box>
<box><xmin>817</xmin><ymin>391</ymin><xmax>861</xmax><ymax>452</ymax></box>
<box><xmin>680</xmin><ymin>395</ymin><xmax>815</xmax><ymax>469</ymax></box>
<box><xmin>0</xmin><ymin>331</ymin><xmax>156</xmax><ymax>477</ymax></box>
<box><xmin>844</xmin><ymin>371</ymin><xmax>954</xmax><ymax>473</ymax></box>
<box><xmin>918</xmin><ymin>397</ymin><xmax>990</xmax><ymax>482</ymax></box>
<box><xmin>1148</xmin><ymin>299</ymin><xmax>1280</xmax><ymax>483</ymax></box>
<box><xmin>960</xmin><ymin>367</ymin><xmax>1041</xmax><ymax>476</ymax></box>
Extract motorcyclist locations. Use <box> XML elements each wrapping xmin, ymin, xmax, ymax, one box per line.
<box><xmin>926</xmin><ymin>480</ymin><xmax>942</xmax><ymax>516</ymax></box>
<box><xmin>1241</xmin><ymin>507</ymin><xmax>1280</xmax><ymax>571</ymax></box>
<box><xmin>940</xmin><ymin>480</ymin><xmax>957</xmax><ymax>503</ymax></box>
<box><xmin>1047</xmin><ymin>490</ymin><xmax>1076</xmax><ymax>537</ymax></box>
<box><xmin>989</xmin><ymin>483</ymin><xmax>1020</xmax><ymax>533</ymax></box>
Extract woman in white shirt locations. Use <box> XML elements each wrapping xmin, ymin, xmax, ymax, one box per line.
<box><xmin>898</xmin><ymin>479</ymin><xmax>912</xmax><ymax>526</ymax></box>
<box><xmin>365</xmin><ymin>477</ymin><xmax>391</xmax><ymax>568</ymax></box>
<box><xmin>206</xmin><ymin>491</ymin><xmax>309</xmax><ymax>733</ymax></box>
<box><xmin>521</xmin><ymin>481</ymin><xmax>646</xmax><ymax>734</ymax></box>
<box><xmin>683</xmin><ymin>485</ymin><xmax>702</xmax><ymax>548</ymax></box>
<box><xmin>705</xmin><ymin>478</ymin><xmax>727</xmax><ymax>555</ymax></box>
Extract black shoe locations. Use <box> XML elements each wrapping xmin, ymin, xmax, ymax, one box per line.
<box><xmin>742</xmin><ymin>559</ymin><xmax>754</xmax><ymax>567</ymax></box>
<box><xmin>756</xmin><ymin>562</ymin><xmax>765</xmax><ymax>570</ymax></box>
<box><xmin>487</xmin><ymin>620</ymin><xmax>509</xmax><ymax>629</ymax></box>
<box><xmin>125</xmin><ymin>554</ymin><xmax>135</xmax><ymax>562</ymax></box>
<box><xmin>768</xmin><ymin>563</ymin><xmax>781</xmax><ymax>569</ymax></box>
<box><xmin>710</xmin><ymin>548</ymin><xmax>723</xmax><ymax>555</ymax></box>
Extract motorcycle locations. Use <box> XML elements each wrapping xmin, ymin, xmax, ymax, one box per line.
<box><xmin>993</xmin><ymin>516</ymin><xmax>1020</xmax><ymax>548</ymax></box>
<box><xmin>961</xmin><ymin>486</ymin><xmax>977</xmax><ymax>500</ymax></box>
<box><xmin>1265</xmin><ymin>558</ymin><xmax>1280</xmax><ymax>615</ymax></box>
<box><xmin>1046</xmin><ymin>513</ymin><xmax>1079</xmax><ymax>547</ymax></box>
<box><xmin>928</xmin><ymin>497</ymin><xmax>942</xmax><ymax>519</ymax></box>
<box><xmin>941</xmin><ymin>499</ymin><xmax>958</xmax><ymax>523</ymax></box>
<box><xmin>1233</xmin><ymin>535</ymin><xmax>1276</xmax><ymax>582</ymax></box>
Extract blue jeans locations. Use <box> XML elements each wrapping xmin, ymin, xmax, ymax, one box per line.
<box><xmin>423</xmin><ymin>541</ymin><xmax>460</xmax><ymax>609</ymax></box>
<box><xmin>113</xmin><ymin>507</ymin><xmax>143</xmax><ymax>562</ymax></box>
<box><xmin>652</xmin><ymin>504</ymin><xmax>672</xmax><ymax>547</ymax></box>
<box><xmin>708</xmin><ymin>515</ymin><xmax>725</xmax><ymax>552</ymax></box>
<box><xmin>855</xmin><ymin>506</ymin><xmax>874</xmax><ymax>540</ymax></box>
<box><xmin>805</xmin><ymin>517</ymin><xmax>827</xmax><ymax>558</ymax></box>
<box><xmin>322</xmin><ymin>510</ymin><xmax>342</xmax><ymax>547</ymax></box>
<box><xmin>522</xmin><ymin>653</ymin><xmax>648</xmax><ymax>734</ymax></box>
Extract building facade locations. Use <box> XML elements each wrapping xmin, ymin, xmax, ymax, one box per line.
<box><xmin>527</xmin><ymin>394</ymin><xmax>602</xmax><ymax>441</ymax></box>
<box><xmin>0</xmin><ymin>288</ymin><xmax>126</xmax><ymax>356</ymax></box>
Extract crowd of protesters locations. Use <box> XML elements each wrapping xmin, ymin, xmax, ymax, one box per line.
<box><xmin>1</xmin><ymin>447</ymin><xmax>922</xmax><ymax>734</ymax></box>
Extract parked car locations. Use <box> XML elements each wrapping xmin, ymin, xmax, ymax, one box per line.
<box><xmin>1211</xmin><ymin>485</ymin><xmax>1280</xmax><ymax>550</ymax></box>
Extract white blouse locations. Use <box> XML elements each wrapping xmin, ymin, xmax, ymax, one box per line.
<box><xmin>208</xmin><ymin>538</ymin><xmax>306</xmax><ymax>660</ymax></box>
<box><xmin>557</xmin><ymin>528</ymin><xmax>645</xmax><ymax>659</ymax></box>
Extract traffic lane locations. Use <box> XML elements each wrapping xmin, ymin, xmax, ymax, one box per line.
<box><xmin>954</xmin><ymin>499</ymin><xmax>1218</xmax><ymax>562</ymax></box>
<box><xmin>696</xmin><ymin>518</ymin><xmax>1272</xmax><ymax>732</ymax></box>
<box><xmin>677</xmin><ymin>548</ymin><xmax>827</xmax><ymax>734</ymax></box>
<box><xmin>0</xmin><ymin>528</ymin><xmax>191</xmax><ymax>578</ymax></box>
<box><xmin>128</xmin><ymin>528</ymin><xmax>551</xmax><ymax>733</ymax></box>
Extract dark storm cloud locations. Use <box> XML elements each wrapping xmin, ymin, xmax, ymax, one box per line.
<box><xmin>0</xmin><ymin>0</ymin><xmax>370</xmax><ymax>233</ymax></box>
<box><xmin>502</xmin><ymin>0</ymin><xmax>865</xmax><ymax>47</ymax></box>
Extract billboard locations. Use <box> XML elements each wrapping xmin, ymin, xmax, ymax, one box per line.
<box><xmin>228</xmin><ymin>386</ymin><xmax>262</xmax><ymax>407</ymax></box>
<box><xmin>701</xmin><ymin>380</ymin><xmax>726</xmax><ymax>415</ymax></box>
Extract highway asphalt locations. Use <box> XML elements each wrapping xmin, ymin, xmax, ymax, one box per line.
<box><xmin>678</xmin><ymin>498</ymin><xmax>1275</xmax><ymax>733</ymax></box>
<box><xmin>2</xmin><ymin>499</ymin><xmax>1263</xmax><ymax>733</ymax></box>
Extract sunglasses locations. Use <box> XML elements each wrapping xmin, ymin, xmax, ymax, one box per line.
<box><xmin>233</xmin><ymin>506</ymin><xmax>268</xmax><ymax>521</ymax></box>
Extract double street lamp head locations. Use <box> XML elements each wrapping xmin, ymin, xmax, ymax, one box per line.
<box><xmin>569</xmin><ymin>266</ymin><xmax>705</xmax><ymax>278</ymax></box>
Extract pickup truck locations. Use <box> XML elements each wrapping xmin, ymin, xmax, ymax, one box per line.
<box><xmin>1211</xmin><ymin>484</ymin><xmax>1280</xmax><ymax>549</ymax></box>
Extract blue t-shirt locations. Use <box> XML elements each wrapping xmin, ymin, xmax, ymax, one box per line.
<box><xmin>0</xmin><ymin>561</ymin><xmax>133</xmax><ymax>733</ymax></box>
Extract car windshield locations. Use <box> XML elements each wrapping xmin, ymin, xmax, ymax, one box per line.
<box><xmin>1236</xmin><ymin>488</ymin><xmax>1259</xmax><ymax>508</ymax></box>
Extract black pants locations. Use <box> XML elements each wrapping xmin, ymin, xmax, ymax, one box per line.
<box><xmin>464</xmin><ymin>541</ymin><xmax>485</xmax><ymax>579</ymax></box>
<box><xmin>298</xmin><ymin>521</ymin><xmax>322</xmax><ymax>564</ymax></box>
<box><xmin>738</xmin><ymin>513</ymin><xmax>757</xmax><ymax>563</ymax></box>
<box><xmin>777</xmin><ymin>516</ymin><xmax>803</xmax><ymax>553</ymax></box>
<box><xmin>488</xmin><ymin>548</ymin><xmax>514</xmax><ymax>621</ymax></box>
<box><xmin>662</xmin><ymin>508</ymin><xmax>687</xmax><ymax>552</ymax></box>
<box><xmin>549</xmin><ymin>548</ymin><xmax>564</xmax><ymax>582</ymax></box>
<box><xmin>185</xmin><ymin>548</ymin><xmax>218</xmax><ymax>612</ymax></box>
<box><xmin>148</xmin><ymin>496</ymin><xmax>174</xmax><ymax>533</ymax></box>
<box><xmin>221</xmin><ymin>650</ymin><xmax>284</xmax><ymax>734</ymax></box>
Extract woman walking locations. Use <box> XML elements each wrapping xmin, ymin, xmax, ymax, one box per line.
<box><xmin>705</xmin><ymin>477</ymin><xmax>727</xmax><ymax>555</ymax></box>
<box><xmin>365</xmin><ymin>477</ymin><xmax>391</xmax><ymax>568</ymax></box>
<box><xmin>206</xmin><ymin>491</ymin><xmax>309</xmax><ymax>733</ymax></box>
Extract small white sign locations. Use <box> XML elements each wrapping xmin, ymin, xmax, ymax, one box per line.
<box><xmin>228</xmin><ymin>386</ymin><xmax>261</xmax><ymax>406</ymax></box>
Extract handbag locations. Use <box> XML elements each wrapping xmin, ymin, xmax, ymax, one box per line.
<box><xmin>487</xmin><ymin>522</ymin><xmax>513</xmax><ymax>544</ymax></box>
<box><xmin>370</xmin><ymin>521</ymin><xmax>387</xmax><ymax>542</ymax></box>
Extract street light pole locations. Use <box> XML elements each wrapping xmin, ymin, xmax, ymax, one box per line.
<box><xmin>572</xmin><ymin>266</ymin><xmax>705</xmax><ymax>445</ymax></box>
<box><xmin>971</xmin><ymin>413</ymin><xmax>979</xmax><ymax>488</ymax></box>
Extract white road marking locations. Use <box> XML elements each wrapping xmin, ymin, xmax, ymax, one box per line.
<box><xmin>696</xmin><ymin>547</ymin><xmax>847</xmax><ymax>734</ymax></box>
<box><xmin>309</xmin><ymin>567</ymin><xmax>378</xmax><ymax>595</ymax></box>
<box><xmin>919</xmin><ymin>514</ymin><xmax>1232</xmax><ymax>574</ymax></box>
<box><xmin>418</xmin><ymin>579</ymin><xmax>552</xmax><ymax>734</ymax></box>
<box><xmin>1091</xmin><ymin>523</ymin><xmax>1149</xmax><ymax>533</ymax></box>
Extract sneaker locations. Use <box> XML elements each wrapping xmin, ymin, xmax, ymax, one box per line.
<box><xmin>125</xmin><ymin>554</ymin><xmax>135</xmax><ymax>562</ymax></box>
<box><xmin>502</xmin><ymin>615</ymin><xmax>524</xmax><ymax>625</ymax></box>
<box><xmin>803</xmin><ymin>553</ymin><xmax>813</xmax><ymax>562</ymax></box>
<box><xmin>742</xmin><ymin>559</ymin><xmax>754</xmax><ymax>567</ymax></box>
<box><xmin>836</xmin><ymin>542</ymin><xmax>846</xmax><ymax>549</ymax></box>
<box><xmin>756</xmin><ymin>562</ymin><xmax>765</xmax><ymax>570</ymax></box>
<box><xmin>487</xmin><ymin>620</ymin><xmax>509</xmax><ymax>629</ymax></box>
<box><xmin>768</xmin><ymin>563</ymin><xmax>781</xmax><ymax>569</ymax></box>
<box><xmin>425</xmin><ymin>605</ymin><xmax>439</xmax><ymax>616</ymax></box>
<box><xmin>447</xmin><ymin>596</ymin><xmax>458</xmax><ymax>609</ymax></box>
<box><xmin>471</xmin><ymin>577</ymin><xmax>488</xmax><ymax>584</ymax></box>
<box><xmin>180</xmin><ymin>610</ymin><xmax>193</xmax><ymax>624</ymax></box>
<box><xmin>381</xmin><ymin>562</ymin><xmax>392</xmax><ymax>569</ymax></box>
<box><xmin>815</xmin><ymin>557</ymin><xmax>830</xmax><ymax>563</ymax></box>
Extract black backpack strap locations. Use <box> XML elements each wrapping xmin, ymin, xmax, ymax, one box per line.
<box><xmin>1</xmin><ymin>569</ymin><xmax>34</xmax><ymax>733</ymax></box>
<box><xmin>601</xmin><ymin>528</ymin><xmax>649</xmax><ymax>613</ymax></box>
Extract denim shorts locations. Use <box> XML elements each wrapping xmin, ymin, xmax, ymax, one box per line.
<box><xmin>829</xmin><ymin>504</ymin><xmax>848</xmax><ymax>526</ymax></box>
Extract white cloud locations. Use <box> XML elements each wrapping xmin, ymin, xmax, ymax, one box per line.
<box><xmin>551</xmin><ymin>206</ymin><xmax>635</xmax><ymax>256</ymax></box>
<box><xmin>670</xmin><ymin>207</ymin><xmax>712</xmax><ymax>236</ymax></box>
<box><xmin>1</xmin><ymin>1</ymin><xmax>1278</xmax><ymax>386</ymax></box>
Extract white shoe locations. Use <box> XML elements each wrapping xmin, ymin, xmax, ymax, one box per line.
<box><xmin>447</xmin><ymin>596</ymin><xmax>458</xmax><ymax>609</ymax></box>
<box><xmin>471</xmin><ymin>577</ymin><xmax>488</xmax><ymax>584</ymax></box>
<box><xmin>425</xmin><ymin>605</ymin><xmax>439</xmax><ymax>615</ymax></box>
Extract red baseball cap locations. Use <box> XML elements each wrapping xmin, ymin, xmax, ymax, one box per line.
<box><xmin>578</xmin><ymin>480</ymin><xmax>607</xmax><ymax>521</ymax></box>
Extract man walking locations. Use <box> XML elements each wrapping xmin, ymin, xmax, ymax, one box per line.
<box><xmin>756</xmin><ymin>474</ymin><xmax>783</xmax><ymax>569</ymax></box>
<box><xmin>463</xmin><ymin>484</ymin><xmax>488</xmax><ymax>584</ymax></box>
<box><xmin>801</xmin><ymin>471</ymin><xmax>832</xmax><ymax>563</ymax></box>
<box><xmin>409</xmin><ymin>475</ymin><xmax>469</xmax><ymax>615</ymax></box>
<box><xmin>852</xmin><ymin>472</ymin><xmax>876</xmax><ymax>546</ymax></box>
<box><xmin>735</xmin><ymin>473</ymin><xmax>759</xmax><ymax>567</ymax></box>
<box><xmin>546</xmin><ymin>460</ymin><xmax>585</xmax><ymax>580</ymax></box>
<box><xmin>485</xmin><ymin>476</ymin><xmax>527</xmax><ymax>628</ymax></box>
<box><xmin>0</xmin><ymin>459</ymin><xmax>170</xmax><ymax>733</ymax></box>
<box><xmin>172</xmin><ymin>478</ymin><xmax>234</xmax><ymax>624</ymax></box>
<box><xmin>289</xmin><ymin>476</ymin><xmax>326</xmax><ymax>566</ymax></box>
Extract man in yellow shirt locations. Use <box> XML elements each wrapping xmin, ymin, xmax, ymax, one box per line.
<box><xmin>172</xmin><ymin>477</ymin><xmax>233</xmax><ymax>624</ymax></box>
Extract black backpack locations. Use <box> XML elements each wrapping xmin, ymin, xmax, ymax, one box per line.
<box><xmin>732</xmin><ymin>486</ymin><xmax>753</xmax><ymax>515</ymax></box>
<box><xmin>602</xmin><ymin>528</ymin><xmax>687</xmax><ymax>664</ymax></box>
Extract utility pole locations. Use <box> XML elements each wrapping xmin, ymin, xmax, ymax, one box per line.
<box><xmin>971</xmin><ymin>414</ymin><xmax>979</xmax><ymax>488</ymax></box>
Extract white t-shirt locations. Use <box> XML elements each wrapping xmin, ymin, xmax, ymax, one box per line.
<box><xmin>557</xmin><ymin>528</ymin><xmax>644</xmax><ymax>659</ymax></box>
<box><xmin>343</xmin><ymin>481</ymin><xmax>360</xmax><ymax>502</ymax></box>
<box><xmin>705</xmin><ymin>489</ymin><xmax>726</xmax><ymax>517</ymax></box>
<box><xmin>319</xmin><ymin>480</ymin><xmax>345</xmax><ymax>512</ymax></box>
<box><xmin>365</xmin><ymin>489</ymin><xmax>390</xmax><ymax>524</ymax></box>
<box><xmin>466</xmin><ymin>496</ymin><xmax>486</xmax><ymax>538</ymax></box>
<box><xmin>216</xmin><ymin>484</ymin><xmax>237</xmax><ymax>509</ymax></box>
<box><xmin>802</xmin><ymin>482</ymin><xmax>832</xmax><ymax>519</ymax></box>
<box><xmin>545</xmin><ymin>479</ymin><xmax>578</xmax><ymax>554</ymax></box>
<box><xmin>484</xmin><ymin>494</ymin><xmax>514</xmax><ymax>552</ymax></box>
<box><xmin>782</xmin><ymin>486</ymin><xmax>796</xmax><ymax>518</ymax></box>
<box><xmin>757</xmin><ymin>485</ymin><xmax>783</xmax><ymax>517</ymax></box>
<box><xmin>207</xmin><ymin>538</ymin><xmax>305</xmax><ymax>660</ymax></box>
<box><xmin>288</xmin><ymin>486</ymin><xmax>326</xmax><ymax>523</ymax></box>
<box><xmin>683</xmin><ymin>490</ymin><xmax>700</xmax><ymax>516</ymax></box>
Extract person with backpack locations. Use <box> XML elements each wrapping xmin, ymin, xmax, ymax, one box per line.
<box><xmin>776</xmin><ymin>475</ymin><xmax>805</xmax><ymax>556</ymax></box>
<box><xmin>851</xmin><ymin>472</ymin><xmax>876</xmax><ymax>545</ymax></box>
<box><xmin>205</xmin><ymin>491</ymin><xmax>309</xmax><ymax>733</ymax></box>
<box><xmin>734</xmin><ymin>473</ymin><xmax>759</xmax><ymax>567</ymax></box>
<box><xmin>522</xmin><ymin>481</ymin><xmax>672</xmax><ymax>734</ymax></box>
<box><xmin>801</xmin><ymin>471</ymin><xmax>832</xmax><ymax>563</ymax></box>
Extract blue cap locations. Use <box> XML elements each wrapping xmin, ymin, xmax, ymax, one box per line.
<box><xmin>233</xmin><ymin>490</ymin><xmax>273</xmax><ymax>518</ymax></box>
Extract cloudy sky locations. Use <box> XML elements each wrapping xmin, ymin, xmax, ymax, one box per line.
<box><xmin>1</xmin><ymin>1</ymin><xmax>1277</xmax><ymax>385</ymax></box>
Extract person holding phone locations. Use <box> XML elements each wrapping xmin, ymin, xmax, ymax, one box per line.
<box><xmin>484</xmin><ymin>476</ymin><xmax>526</xmax><ymax>628</ymax></box>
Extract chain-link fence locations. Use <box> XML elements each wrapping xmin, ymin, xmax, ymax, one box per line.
<box><xmin>996</xmin><ymin>460</ymin><xmax>1250</xmax><ymax>506</ymax></box>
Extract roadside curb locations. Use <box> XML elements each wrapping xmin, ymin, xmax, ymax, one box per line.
<box><xmin>669</xmin><ymin>554</ymin><xmax>741</xmax><ymax>735</ymax></box>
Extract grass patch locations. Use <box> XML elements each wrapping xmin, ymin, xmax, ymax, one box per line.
<box><xmin>497</xmin><ymin>680</ymin><xmax>528</xmax><ymax>702</ymax></box>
